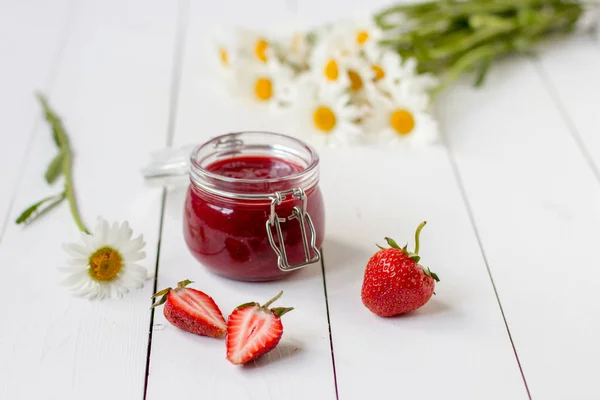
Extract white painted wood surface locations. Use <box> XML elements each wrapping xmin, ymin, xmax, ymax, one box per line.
<box><xmin>0</xmin><ymin>0</ymin><xmax>178</xmax><ymax>399</ymax></box>
<box><xmin>535</xmin><ymin>35</ymin><xmax>600</xmax><ymax>178</ymax></box>
<box><xmin>1</xmin><ymin>0</ymin><xmax>599</xmax><ymax>399</ymax></box>
<box><xmin>0</xmin><ymin>0</ymin><xmax>74</xmax><ymax>239</ymax></box>
<box><xmin>437</xmin><ymin>54</ymin><xmax>600</xmax><ymax>399</ymax></box>
<box><xmin>320</xmin><ymin>147</ymin><xmax>527</xmax><ymax>400</ymax></box>
<box><xmin>145</xmin><ymin>1</ymin><xmax>337</xmax><ymax>399</ymax></box>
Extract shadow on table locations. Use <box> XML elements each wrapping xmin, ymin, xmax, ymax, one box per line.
<box><xmin>242</xmin><ymin>341</ymin><xmax>302</xmax><ymax>369</ymax></box>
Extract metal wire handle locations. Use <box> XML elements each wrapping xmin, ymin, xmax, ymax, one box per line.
<box><xmin>266</xmin><ymin>188</ymin><xmax>321</xmax><ymax>271</ymax></box>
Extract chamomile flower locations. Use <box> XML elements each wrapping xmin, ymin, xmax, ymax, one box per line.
<box><xmin>342</xmin><ymin>56</ymin><xmax>376</xmax><ymax>103</ymax></box>
<box><xmin>283</xmin><ymin>31</ymin><xmax>312</xmax><ymax>68</ymax></box>
<box><xmin>344</xmin><ymin>17</ymin><xmax>384</xmax><ymax>52</ymax></box>
<box><xmin>396</xmin><ymin>58</ymin><xmax>439</xmax><ymax>93</ymax></box>
<box><xmin>365</xmin><ymin>83</ymin><xmax>438</xmax><ymax>147</ymax></box>
<box><xmin>231</xmin><ymin>58</ymin><xmax>294</xmax><ymax>109</ymax></box>
<box><xmin>363</xmin><ymin>46</ymin><xmax>405</xmax><ymax>86</ymax></box>
<box><xmin>204</xmin><ymin>29</ymin><xmax>237</xmax><ymax>79</ymax></box>
<box><xmin>290</xmin><ymin>79</ymin><xmax>362</xmax><ymax>146</ymax></box>
<box><xmin>60</xmin><ymin>218</ymin><xmax>148</xmax><ymax>300</ymax></box>
<box><xmin>368</xmin><ymin>51</ymin><xmax>438</xmax><ymax>94</ymax></box>
<box><xmin>237</xmin><ymin>29</ymin><xmax>272</xmax><ymax>64</ymax></box>
<box><xmin>309</xmin><ymin>44</ymin><xmax>350</xmax><ymax>88</ymax></box>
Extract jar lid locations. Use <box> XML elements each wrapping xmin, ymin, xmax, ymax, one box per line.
<box><xmin>141</xmin><ymin>131</ymin><xmax>320</xmax><ymax>201</ymax></box>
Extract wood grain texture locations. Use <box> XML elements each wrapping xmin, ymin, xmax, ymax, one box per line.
<box><xmin>0</xmin><ymin>0</ymin><xmax>73</xmax><ymax>240</ymax></box>
<box><xmin>0</xmin><ymin>0</ymin><xmax>178</xmax><ymax>399</ymax></box>
<box><xmin>145</xmin><ymin>1</ymin><xmax>337</xmax><ymax>399</ymax></box>
<box><xmin>438</xmin><ymin>55</ymin><xmax>600</xmax><ymax>399</ymax></box>
<box><xmin>320</xmin><ymin>147</ymin><xmax>528</xmax><ymax>400</ymax></box>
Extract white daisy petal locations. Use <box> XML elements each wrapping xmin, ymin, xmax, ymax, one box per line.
<box><xmin>58</xmin><ymin>264</ymin><xmax>86</xmax><ymax>273</ymax></box>
<box><xmin>118</xmin><ymin>235</ymin><xmax>145</xmax><ymax>254</ymax></box>
<box><xmin>65</xmin><ymin>257</ymin><xmax>88</xmax><ymax>266</ymax></box>
<box><xmin>60</xmin><ymin>271</ymin><xmax>87</xmax><ymax>287</ymax></box>
<box><xmin>74</xmin><ymin>280</ymin><xmax>94</xmax><ymax>297</ymax></box>
<box><xmin>80</xmin><ymin>233</ymin><xmax>94</xmax><ymax>251</ymax></box>
<box><xmin>62</xmin><ymin>243</ymin><xmax>88</xmax><ymax>258</ymax></box>
<box><xmin>92</xmin><ymin>217</ymin><xmax>109</xmax><ymax>248</ymax></box>
<box><xmin>59</xmin><ymin>218</ymin><xmax>147</xmax><ymax>301</ymax></box>
<box><xmin>289</xmin><ymin>81</ymin><xmax>362</xmax><ymax>147</ymax></box>
<box><xmin>125</xmin><ymin>264</ymin><xmax>149</xmax><ymax>280</ymax></box>
<box><xmin>365</xmin><ymin>84</ymin><xmax>439</xmax><ymax>147</ymax></box>
<box><xmin>122</xmin><ymin>250</ymin><xmax>146</xmax><ymax>263</ymax></box>
<box><xmin>116</xmin><ymin>221</ymin><xmax>133</xmax><ymax>245</ymax></box>
<box><xmin>105</xmin><ymin>221</ymin><xmax>120</xmax><ymax>247</ymax></box>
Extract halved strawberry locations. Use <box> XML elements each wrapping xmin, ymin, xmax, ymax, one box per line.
<box><xmin>226</xmin><ymin>291</ymin><xmax>293</xmax><ymax>365</ymax></box>
<box><xmin>152</xmin><ymin>279</ymin><xmax>227</xmax><ymax>338</ymax></box>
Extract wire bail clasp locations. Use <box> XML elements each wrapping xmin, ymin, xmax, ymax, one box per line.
<box><xmin>266</xmin><ymin>188</ymin><xmax>321</xmax><ymax>271</ymax></box>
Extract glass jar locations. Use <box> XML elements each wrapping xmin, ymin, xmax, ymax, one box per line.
<box><xmin>182</xmin><ymin>131</ymin><xmax>325</xmax><ymax>281</ymax></box>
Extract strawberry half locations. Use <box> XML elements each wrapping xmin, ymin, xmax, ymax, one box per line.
<box><xmin>152</xmin><ymin>279</ymin><xmax>227</xmax><ymax>338</ymax></box>
<box><xmin>361</xmin><ymin>222</ymin><xmax>440</xmax><ymax>317</ymax></box>
<box><xmin>226</xmin><ymin>291</ymin><xmax>293</xmax><ymax>365</ymax></box>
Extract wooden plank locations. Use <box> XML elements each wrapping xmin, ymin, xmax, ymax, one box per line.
<box><xmin>0</xmin><ymin>0</ymin><xmax>73</xmax><ymax>239</ymax></box>
<box><xmin>287</xmin><ymin>0</ymin><xmax>527</xmax><ymax>398</ymax></box>
<box><xmin>320</xmin><ymin>147</ymin><xmax>528</xmax><ymax>399</ymax></box>
<box><xmin>0</xmin><ymin>1</ymin><xmax>179</xmax><ymax>399</ymax></box>
<box><xmin>437</xmin><ymin>56</ymin><xmax>600</xmax><ymax>399</ymax></box>
<box><xmin>534</xmin><ymin>34</ymin><xmax>600</xmax><ymax>178</ymax></box>
<box><xmin>145</xmin><ymin>1</ymin><xmax>337</xmax><ymax>399</ymax></box>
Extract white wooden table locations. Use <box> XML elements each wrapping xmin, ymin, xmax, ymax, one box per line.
<box><xmin>1</xmin><ymin>1</ymin><xmax>599</xmax><ymax>399</ymax></box>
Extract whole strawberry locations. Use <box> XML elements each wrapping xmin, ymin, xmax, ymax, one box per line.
<box><xmin>361</xmin><ymin>222</ymin><xmax>440</xmax><ymax>317</ymax></box>
<box><xmin>152</xmin><ymin>279</ymin><xmax>227</xmax><ymax>338</ymax></box>
<box><xmin>226</xmin><ymin>291</ymin><xmax>293</xmax><ymax>365</ymax></box>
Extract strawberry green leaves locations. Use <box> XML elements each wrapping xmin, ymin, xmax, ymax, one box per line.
<box><xmin>384</xmin><ymin>237</ymin><xmax>402</xmax><ymax>250</ymax></box>
<box><xmin>15</xmin><ymin>93</ymin><xmax>88</xmax><ymax>233</ymax></box>
<box><xmin>377</xmin><ymin>221</ymin><xmax>439</xmax><ymax>282</ymax></box>
<box><xmin>234</xmin><ymin>291</ymin><xmax>294</xmax><ymax>317</ymax></box>
<box><xmin>151</xmin><ymin>288</ymin><xmax>171</xmax><ymax>308</ymax></box>
<box><xmin>176</xmin><ymin>279</ymin><xmax>193</xmax><ymax>288</ymax></box>
<box><xmin>151</xmin><ymin>279</ymin><xmax>195</xmax><ymax>308</ymax></box>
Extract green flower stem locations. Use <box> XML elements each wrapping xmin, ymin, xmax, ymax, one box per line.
<box><xmin>431</xmin><ymin>40</ymin><xmax>512</xmax><ymax>100</ymax></box>
<box><xmin>63</xmin><ymin>152</ymin><xmax>88</xmax><ymax>234</ymax></box>
<box><xmin>374</xmin><ymin>0</ymin><xmax>587</xmax><ymax>97</ymax></box>
<box><xmin>36</xmin><ymin>93</ymin><xmax>89</xmax><ymax>234</ymax></box>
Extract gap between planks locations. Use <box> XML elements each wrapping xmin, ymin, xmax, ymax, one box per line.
<box><xmin>440</xmin><ymin>140</ymin><xmax>533</xmax><ymax>399</ymax></box>
<box><xmin>531</xmin><ymin>56</ymin><xmax>600</xmax><ymax>186</ymax></box>
<box><xmin>143</xmin><ymin>0</ymin><xmax>190</xmax><ymax>398</ymax></box>
<box><xmin>320</xmin><ymin>248</ymin><xmax>340</xmax><ymax>400</ymax></box>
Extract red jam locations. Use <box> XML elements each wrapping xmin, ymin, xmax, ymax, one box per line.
<box><xmin>183</xmin><ymin>155</ymin><xmax>325</xmax><ymax>281</ymax></box>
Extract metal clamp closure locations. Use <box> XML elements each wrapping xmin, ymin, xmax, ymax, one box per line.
<box><xmin>266</xmin><ymin>188</ymin><xmax>321</xmax><ymax>271</ymax></box>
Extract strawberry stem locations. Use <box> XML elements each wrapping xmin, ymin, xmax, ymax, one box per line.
<box><xmin>262</xmin><ymin>290</ymin><xmax>283</xmax><ymax>308</ymax></box>
<box><xmin>177</xmin><ymin>279</ymin><xmax>193</xmax><ymax>289</ymax></box>
<box><xmin>414</xmin><ymin>221</ymin><xmax>427</xmax><ymax>255</ymax></box>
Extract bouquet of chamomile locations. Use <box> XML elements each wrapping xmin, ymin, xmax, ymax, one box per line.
<box><xmin>210</xmin><ymin>0</ymin><xmax>598</xmax><ymax>148</ymax></box>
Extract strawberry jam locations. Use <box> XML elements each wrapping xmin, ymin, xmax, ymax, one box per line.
<box><xmin>183</xmin><ymin>132</ymin><xmax>324</xmax><ymax>281</ymax></box>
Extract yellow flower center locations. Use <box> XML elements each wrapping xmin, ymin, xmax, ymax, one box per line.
<box><xmin>356</xmin><ymin>30</ymin><xmax>369</xmax><ymax>45</ymax></box>
<box><xmin>219</xmin><ymin>48</ymin><xmax>229</xmax><ymax>66</ymax></box>
<box><xmin>372</xmin><ymin>64</ymin><xmax>385</xmax><ymax>81</ymax></box>
<box><xmin>88</xmin><ymin>246</ymin><xmax>122</xmax><ymax>281</ymax></box>
<box><xmin>255</xmin><ymin>39</ymin><xmax>269</xmax><ymax>63</ymax></box>
<box><xmin>254</xmin><ymin>77</ymin><xmax>273</xmax><ymax>101</ymax></box>
<box><xmin>324</xmin><ymin>59</ymin><xmax>339</xmax><ymax>81</ymax></box>
<box><xmin>390</xmin><ymin>109</ymin><xmax>415</xmax><ymax>135</ymax></box>
<box><xmin>313</xmin><ymin>106</ymin><xmax>337</xmax><ymax>132</ymax></box>
<box><xmin>348</xmin><ymin>70</ymin><xmax>363</xmax><ymax>91</ymax></box>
